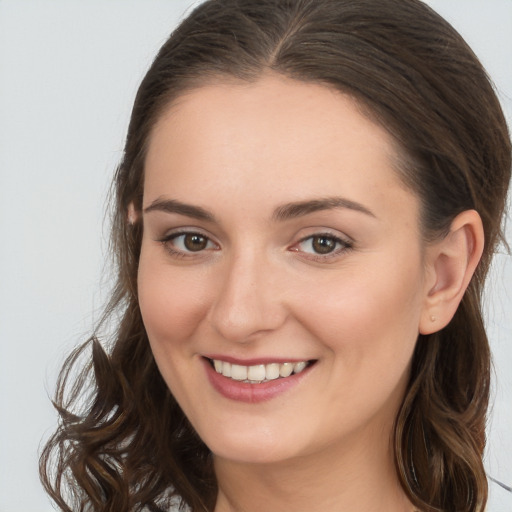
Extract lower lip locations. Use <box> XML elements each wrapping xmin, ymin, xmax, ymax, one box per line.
<box><xmin>203</xmin><ymin>359</ymin><xmax>313</xmax><ymax>403</ymax></box>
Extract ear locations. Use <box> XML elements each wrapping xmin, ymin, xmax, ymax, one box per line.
<box><xmin>127</xmin><ymin>202</ymin><xmax>138</xmax><ymax>225</ymax></box>
<box><xmin>419</xmin><ymin>210</ymin><xmax>484</xmax><ymax>335</ymax></box>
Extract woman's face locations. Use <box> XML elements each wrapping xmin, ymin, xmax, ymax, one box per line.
<box><xmin>138</xmin><ymin>75</ymin><xmax>432</xmax><ymax>465</ymax></box>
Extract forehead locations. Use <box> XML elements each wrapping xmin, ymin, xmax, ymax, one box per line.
<box><xmin>149</xmin><ymin>75</ymin><xmax>397</xmax><ymax>157</ymax></box>
<box><xmin>143</xmin><ymin>74</ymin><xmax>416</xmax><ymax>222</ymax></box>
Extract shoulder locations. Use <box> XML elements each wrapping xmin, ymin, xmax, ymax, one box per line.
<box><xmin>487</xmin><ymin>476</ymin><xmax>512</xmax><ymax>512</ymax></box>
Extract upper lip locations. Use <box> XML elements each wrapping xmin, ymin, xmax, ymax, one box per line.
<box><xmin>203</xmin><ymin>355</ymin><xmax>314</xmax><ymax>366</ymax></box>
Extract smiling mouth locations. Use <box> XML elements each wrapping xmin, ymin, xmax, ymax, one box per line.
<box><xmin>207</xmin><ymin>358</ymin><xmax>315</xmax><ymax>384</ymax></box>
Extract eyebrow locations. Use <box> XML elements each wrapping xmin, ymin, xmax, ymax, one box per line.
<box><xmin>143</xmin><ymin>196</ymin><xmax>376</xmax><ymax>222</ymax></box>
<box><xmin>143</xmin><ymin>198</ymin><xmax>216</xmax><ymax>222</ymax></box>
<box><xmin>272</xmin><ymin>197</ymin><xmax>376</xmax><ymax>221</ymax></box>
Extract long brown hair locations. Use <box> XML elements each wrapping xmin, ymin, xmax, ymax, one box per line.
<box><xmin>40</xmin><ymin>1</ymin><xmax>511</xmax><ymax>511</ymax></box>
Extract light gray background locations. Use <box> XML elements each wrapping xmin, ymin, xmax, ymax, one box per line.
<box><xmin>0</xmin><ymin>1</ymin><xmax>510</xmax><ymax>511</ymax></box>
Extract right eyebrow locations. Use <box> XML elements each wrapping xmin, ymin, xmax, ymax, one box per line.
<box><xmin>143</xmin><ymin>198</ymin><xmax>216</xmax><ymax>222</ymax></box>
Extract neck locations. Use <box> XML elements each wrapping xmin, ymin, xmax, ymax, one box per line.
<box><xmin>213</xmin><ymin>422</ymin><xmax>414</xmax><ymax>512</ymax></box>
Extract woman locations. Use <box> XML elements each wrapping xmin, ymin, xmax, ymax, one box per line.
<box><xmin>40</xmin><ymin>0</ymin><xmax>511</xmax><ymax>511</ymax></box>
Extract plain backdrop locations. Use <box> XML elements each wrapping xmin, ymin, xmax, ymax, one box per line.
<box><xmin>0</xmin><ymin>1</ymin><xmax>510</xmax><ymax>511</ymax></box>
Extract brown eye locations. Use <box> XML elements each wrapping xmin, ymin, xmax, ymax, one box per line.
<box><xmin>311</xmin><ymin>235</ymin><xmax>337</xmax><ymax>254</ymax></box>
<box><xmin>161</xmin><ymin>232</ymin><xmax>217</xmax><ymax>255</ymax></box>
<box><xmin>293</xmin><ymin>233</ymin><xmax>352</xmax><ymax>260</ymax></box>
<box><xmin>183</xmin><ymin>233</ymin><xmax>208</xmax><ymax>251</ymax></box>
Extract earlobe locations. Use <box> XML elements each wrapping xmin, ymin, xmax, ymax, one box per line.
<box><xmin>419</xmin><ymin>210</ymin><xmax>484</xmax><ymax>335</ymax></box>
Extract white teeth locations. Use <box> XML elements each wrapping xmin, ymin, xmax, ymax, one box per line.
<box><xmin>266</xmin><ymin>363</ymin><xmax>280</xmax><ymax>380</ymax></box>
<box><xmin>212</xmin><ymin>359</ymin><xmax>310</xmax><ymax>382</ymax></box>
<box><xmin>279</xmin><ymin>362</ymin><xmax>294</xmax><ymax>377</ymax></box>
<box><xmin>247</xmin><ymin>365</ymin><xmax>266</xmax><ymax>381</ymax></box>
<box><xmin>293</xmin><ymin>361</ymin><xmax>307</xmax><ymax>373</ymax></box>
<box><xmin>231</xmin><ymin>364</ymin><xmax>247</xmax><ymax>381</ymax></box>
<box><xmin>222</xmin><ymin>361</ymin><xmax>231</xmax><ymax>377</ymax></box>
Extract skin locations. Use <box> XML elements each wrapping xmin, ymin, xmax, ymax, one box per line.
<box><xmin>137</xmin><ymin>74</ymin><xmax>483</xmax><ymax>512</ymax></box>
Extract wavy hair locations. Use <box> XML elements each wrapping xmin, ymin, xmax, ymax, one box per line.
<box><xmin>40</xmin><ymin>1</ymin><xmax>511</xmax><ymax>511</ymax></box>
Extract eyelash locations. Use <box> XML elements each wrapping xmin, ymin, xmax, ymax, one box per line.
<box><xmin>157</xmin><ymin>230</ymin><xmax>353</xmax><ymax>261</ymax></box>
<box><xmin>158</xmin><ymin>231</ymin><xmax>219</xmax><ymax>259</ymax></box>
<box><xmin>291</xmin><ymin>233</ymin><xmax>353</xmax><ymax>262</ymax></box>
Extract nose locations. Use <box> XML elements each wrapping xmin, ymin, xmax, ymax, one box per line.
<box><xmin>207</xmin><ymin>249</ymin><xmax>288</xmax><ymax>343</ymax></box>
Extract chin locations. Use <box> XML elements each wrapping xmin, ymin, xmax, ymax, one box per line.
<box><xmin>203</xmin><ymin>429</ymin><xmax>305</xmax><ymax>465</ymax></box>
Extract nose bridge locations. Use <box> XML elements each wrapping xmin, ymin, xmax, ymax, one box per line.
<box><xmin>208</xmin><ymin>245</ymin><xmax>286</xmax><ymax>342</ymax></box>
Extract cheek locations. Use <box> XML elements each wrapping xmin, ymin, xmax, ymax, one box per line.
<box><xmin>137</xmin><ymin>250</ymin><xmax>212</xmax><ymax>349</ymax></box>
<box><xmin>294</xmin><ymin>252</ymin><xmax>425</xmax><ymax>368</ymax></box>
<box><xmin>292</xmin><ymin>256</ymin><xmax>424</xmax><ymax>432</ymax></box>
<box><xmin>137</xmin><ymin>250</ymin><xmax>217</xmax><ymax>405</ymax></box>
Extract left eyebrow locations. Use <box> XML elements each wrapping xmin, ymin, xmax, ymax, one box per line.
<box><xmin>272</xmin><ymin>197</ymin><xmax>376</xmax><ymax>221</ymax></box>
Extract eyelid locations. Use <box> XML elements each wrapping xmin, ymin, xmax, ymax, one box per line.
<box><xmin>289</xmin><ymin>231</ymin><xmax>354</xmax><ymax>261</ymax></box>
<box><xmin>157</xmin><ymin>228</ymin><xmax>220</xmax><ymax>257</ymax></box>
<box><xmin>155</xmin><ymin>226</ymin><xmax>353</xmax><ymax>261</ymax></box>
